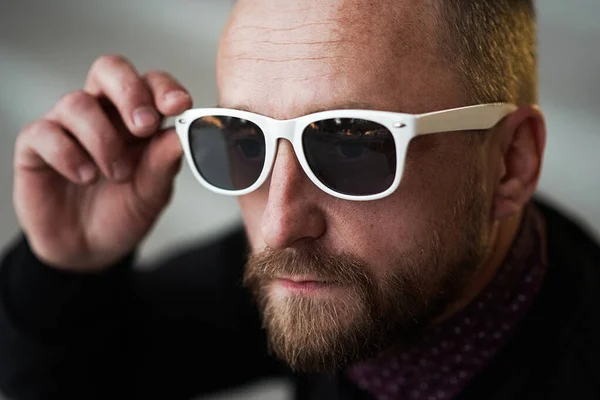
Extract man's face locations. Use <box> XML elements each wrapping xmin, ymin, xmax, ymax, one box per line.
<box><xmin>217</xmin><ymin>0</ymin><xmax>492</xmax><ymax>371</ymax></box>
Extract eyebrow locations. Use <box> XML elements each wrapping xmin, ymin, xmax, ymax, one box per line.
<box><xmin>215</xmin><ymin>101</ymin><xmax>381</xmax><ymax>117</ymax></box>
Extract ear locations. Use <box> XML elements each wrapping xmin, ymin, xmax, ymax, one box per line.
<box><xmin>492</xmin><ymin>105</ymin><xmax>547</xmax><ymax>220</ymax></box>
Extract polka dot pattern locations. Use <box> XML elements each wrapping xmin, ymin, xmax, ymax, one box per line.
<box><xmin>347</xmin><ymin>205</ymin><xmax>548</xmax><ymax>400</ymax></box>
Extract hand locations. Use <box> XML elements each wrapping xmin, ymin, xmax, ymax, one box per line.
<box><xmin>13</xmin><ymin>55</ymin><xmax>192</xmax><ymax>271</ymax></box>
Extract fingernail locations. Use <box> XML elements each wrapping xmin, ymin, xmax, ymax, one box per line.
<box><xmin>164</xmin><ymin>90</ymin><xmax>191</xmax><ymax>105</ymax></box>
<box><xmin>133</xmin><ymin>106</ymin><xmax>158</xmax><ymax>128</ymax></box>
<box><xmin>112</xmin><ymin>158</ymin><xmax>132</xmax><ymax>181</ymax></box>
<box><xmin>78</xmin><ymin>164</ymin><xmax>97</xmax><ymax>183</ymax></box>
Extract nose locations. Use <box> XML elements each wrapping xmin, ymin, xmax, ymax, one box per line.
<box><xmin>261</xmin><ymin>140</ymin><xmax>327</xmax><ymax>249</ymax></box>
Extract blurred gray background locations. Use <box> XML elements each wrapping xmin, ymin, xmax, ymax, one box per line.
<box><xmin>0</xmin><ymin>0</ymin><xmax>599</xmax><ymax>399</ymax></box>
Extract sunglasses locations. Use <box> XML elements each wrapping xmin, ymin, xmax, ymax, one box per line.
<box><xmin>174</xmin><ymin>103</ymin><xmax>516</xmax><ymax>201</ymax></box>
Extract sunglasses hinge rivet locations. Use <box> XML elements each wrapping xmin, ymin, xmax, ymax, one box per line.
<box><xmin>394</xmin><ymin>122</ymin><xmax>406</xmax><ymax>128</ymax></box>
<box><xmin>178</xmin><ymin>118</ymin><xmax>186</xmax><ymax>124</ymax></box>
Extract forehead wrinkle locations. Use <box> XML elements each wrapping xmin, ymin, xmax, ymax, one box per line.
<box><xmin>246</xmin><ymin>39</ymin><xmax>350</xmax><ymax>47</ymax></box>
<box><xmin>230</xmin><ymin>21</ymin><xmax>341</xmax><ymax>33</ymax></box>
<box><xmin>218</xmin><ymin>0</ymin><xmax>458</xmax><ymax>120</ymax></box>
<box><xmin>226</xmin><ymin>0</ymin><xmax>442</xmax><ymax>59</ymax></box>
<box><xmin>220</xmin><ymin>22</ymin><xmax>354</xmax><ymax>63</ymax></box>
<box><xmin>223</xmin><ymin>55</ymin><xmax>348</xmax><ymax>64</ymax></box>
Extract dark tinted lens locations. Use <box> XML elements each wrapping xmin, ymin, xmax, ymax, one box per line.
<box><xmin>302</xmin><ymin>118</ymin><xmax>396</xmax><ymax>196</ymax></box>
<box><xmin>188</xmin><ymin>116</ymin><xmax>265</xmax><ymax>191</ymax></box>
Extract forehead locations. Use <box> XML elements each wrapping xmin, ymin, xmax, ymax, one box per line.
<box><xmin>216</xmin><ymin>0</ymin><xmax>464</xmax><ymax>119</ymax></box>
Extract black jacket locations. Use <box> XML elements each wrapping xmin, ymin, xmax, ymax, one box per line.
<box><xmin>1</xmin><ymin>197</ymin><xmax>599</xmax><ymax>400</ymax></box>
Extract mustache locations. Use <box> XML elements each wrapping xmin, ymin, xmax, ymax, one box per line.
<box><xmin>243</xmin><ymin>246</ymin><xmax>373</xmax><ymax>286</ymax></box>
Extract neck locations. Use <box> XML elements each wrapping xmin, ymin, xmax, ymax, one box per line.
<box><xmin>432</xmin><ymin>209</ymin><xmax>525</xmax><ymax>325</ymax></box>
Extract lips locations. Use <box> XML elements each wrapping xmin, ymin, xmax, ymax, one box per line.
<box><xmin>274</xmin><ymin>277</ymin><xmax>333</xmax><ymax>293</ymax></box>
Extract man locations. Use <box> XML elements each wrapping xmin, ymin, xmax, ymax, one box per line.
<box><xmin>0</xmin><ymin>0</ymin><xmax>598</xmax><ymax>399</ymax></box>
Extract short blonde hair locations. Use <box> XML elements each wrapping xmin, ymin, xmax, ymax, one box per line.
<box><xmin>439</xmin><ymin>0</ymin><xmax>537</xmax><ymax>106</ymax></box>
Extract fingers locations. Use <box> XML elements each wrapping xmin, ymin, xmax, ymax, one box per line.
<box><xmin>84</xmin><ymin>55</ymin><xmax>193</xmax><ymax>139</ymax></box>
<box><xmin>133</xmin><ymin>128</ymin><xmax>184</xmax><ymax>206</ymax></box>
<box><xmin>15</xmin><ymin>119</ymin><xmax>98</xmax><ymax>185</ymax></box>
<box><xmin>47</xmin><ymin>90</ymin><xmax>133</xmax><ymax>181</ymax></box>
<box><xmin>17</xmin><ymin>55</ymin><xmax>192</xmax><ymax>189</ymax></box>
<box><xmin>143</xmin><ymin>70</ymin><xmax>193</xmax><ymax>116</ymax></box>
<box><xmin>85</xmin><ymin>55</ymin><xmax>160</xmax><ymax>137</ymax></box>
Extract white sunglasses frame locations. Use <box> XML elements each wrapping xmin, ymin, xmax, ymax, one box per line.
<box><xmin>175</xmin><ymin>103</ymin><xmax>517</xmax><ymax>201</ymax></box>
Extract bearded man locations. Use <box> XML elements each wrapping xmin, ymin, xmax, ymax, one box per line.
<box><xmin>1</xmin><ymin>0</ymin><xmax>599</xmax><ymax>399</ymax></box>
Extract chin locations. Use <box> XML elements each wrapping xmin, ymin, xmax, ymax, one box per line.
<box><xmin>259</xmin><ymin>284</ymin><xmax>382</xmax><ymax>372</ymax></box>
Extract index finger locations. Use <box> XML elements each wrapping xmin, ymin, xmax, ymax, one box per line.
<box><xmin>84</xmin><ymin>54</ymin><xmax>160</xmax><ymax>137</ymax></box>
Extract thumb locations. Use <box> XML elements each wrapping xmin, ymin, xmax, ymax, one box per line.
<box><xmin>133</xmin><ymin>128</ymin><xmax>183</xmax><ymax>207</ymax></box>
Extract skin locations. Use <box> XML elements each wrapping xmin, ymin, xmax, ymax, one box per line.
<box><xmin>219</xmin><ymin>0</ymin><xmax>546</xmax><ymax>323</ymax></box>
<box><xmin>13</xmin><ymin>57</ymin><xmax>192</xmax><ymax>270</ymax></box>
<box><xmin>12</xmin><ymin>0</ymin><xmax>545</xmax><ymax>369</ymax></box>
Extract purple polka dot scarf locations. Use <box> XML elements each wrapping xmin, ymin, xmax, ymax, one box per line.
<box><xmin>347</xmin><ymin>203</ymin><xmax>548</xmax><ymax>400</ymax></box>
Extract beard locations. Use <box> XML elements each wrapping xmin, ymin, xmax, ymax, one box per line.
<box><xmin>243</xmin><ymin>181</ymin><xmax>488</xmax><ymax>373</ymax></box>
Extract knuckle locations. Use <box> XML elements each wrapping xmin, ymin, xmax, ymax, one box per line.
<box><xmin>19</xmin><ymin>119</ymin><xmax>56</xmax><ymax>146</ymax></box>
<box><xmin>16</xmin><ymin>120</ymin><xmax>68</xmax><ymax>163</ymax></box>
<box><xmin>144</xmin><ymin>70</ymin><xmax>185</xmax><ymax>98</ymax></box>
<box><xmin>14</xmin><ymin>126</ymin><xmax>30</xmax><ymax>153</ymax></box>
<box><xmin>93</xmin><ymin>54</ymin><xmax>129</xmax><ymax>73</ymax></box>
<box><xmin>87</xmin><ymin>54</ymin><xmax>134</xmax><ymax>89</ymax></box>
<box><xmin>59</xmin><ymin>90</ymin><xmax>96</xmax><ymax>114</ymax></box>
<box><xmin>145</xmin><ymin>69</ymin><xmax>174</xmax><ymax>83</ymax></box>
<box><xmin>144</xmin><ymin>69</ymin><xmax>164</xmax><ymax>79</ymax></box>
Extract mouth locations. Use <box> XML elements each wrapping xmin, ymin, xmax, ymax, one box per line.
<box><xmin>273</xmin><ymin>276</ymin><xmax>336</xmax><ymax>294</ymax></box>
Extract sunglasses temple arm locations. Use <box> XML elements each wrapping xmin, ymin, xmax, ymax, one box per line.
<box><xmin>414</xmin><ymin>103</ymin><xmax>518</xmax><ymax>135</ymax></box>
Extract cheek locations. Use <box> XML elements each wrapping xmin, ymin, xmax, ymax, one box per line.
<box><xmin>325</xmin><ymin>199</ymin><xmax>431</xmax><ymax>279</ymax></box>
<box><xmin>327</xmin><ymin>151</ymin><xmax>471</xmax><ymax>277</ymax></box>
<box><xmin>237</xmin><ymin>193</ymin><xmax>267</xmax><ymax>251</ymax></box>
